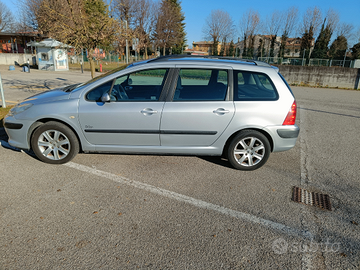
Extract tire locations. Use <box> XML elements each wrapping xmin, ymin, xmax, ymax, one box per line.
<box><xmin>227</xmin><ymin>130</ymin><xmax>270</xmax><ymax>171</ymax></box>
<box><xmin>31</xmin><ymin>121</ymin><xmax>79</xmax><ymax>164</ymax></box>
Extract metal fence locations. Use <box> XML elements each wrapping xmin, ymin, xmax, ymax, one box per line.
<box><xmin>68</xmin><ymin>51</ymin><xmax>359</xmax><ymax>68</ymax></box>
<box><xmin>69</xmin><ymin>51</ymin><xmax>155</xmax><ymax>65</ymax></box>
<box><xmin>256</xmin><ymin>57</ymin><xmax>357</xmax><ymax>68</ymax></box>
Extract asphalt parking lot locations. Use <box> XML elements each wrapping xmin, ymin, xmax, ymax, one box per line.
<box><xmin>1</xmin><ymin>66</ymin><xmax>359</xmax><ymax>269</ymax></box>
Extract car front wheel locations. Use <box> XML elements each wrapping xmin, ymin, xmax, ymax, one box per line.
<box><xmin>227</xmin><ymin>130</ymin><xmax>270</xmax><ymax>171</ymax></box>
<box><xmin>31</xmin><ymin>121</ymin><xmax>79</xmax><ymax>164</ymax></box>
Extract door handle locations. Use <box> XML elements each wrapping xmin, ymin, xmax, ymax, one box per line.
<box><xmin>141</xmin><ymin>108</ymin><xmax>158</xmax><ymax>115</ymax></box>
<box><xmin>125</xmin><ymin>86</ymin><xmax>133</xmax><ymax>91</ymax></box>
<box><xmin>213</xmin><ymin>108</ymin><xmax>230</xmax><ymax>115</ymax></box>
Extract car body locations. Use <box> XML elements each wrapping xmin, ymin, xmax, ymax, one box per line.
<box><xmin>3</xmin><ymin>56</ymin><xmax>299</xmax><ymax>170</ymax></box>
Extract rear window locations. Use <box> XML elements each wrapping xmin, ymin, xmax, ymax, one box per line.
<box><xmin>234</xmin><ymin>70</ymin><xmax>278</xmax><ymax>101</ymax></box>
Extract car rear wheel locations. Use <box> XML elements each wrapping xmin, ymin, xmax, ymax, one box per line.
<box><xmin>31</xmin><ymin>122</ymin><xmax>79</xmax><ymax>164</ymax></box>
<box><xmin>227</xmin><ymin>130</ymin><xmax>270</xmax><ymax>170</ymax></box>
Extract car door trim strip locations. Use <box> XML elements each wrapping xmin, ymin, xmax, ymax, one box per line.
<box><xmin>84</xmin><ymin>129</ymin><xmax>217</xmax><ymax>135</ymax></box>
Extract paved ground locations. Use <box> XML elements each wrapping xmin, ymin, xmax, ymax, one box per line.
<box><xmin>0</xmin><ymin>66</ymin><xmax>359</xmax><ymax>269</ymax></box>
<box><xmin>0</xmin><ymin>65</ymin><xmax>97</xmax><ymax>104</ymax></box>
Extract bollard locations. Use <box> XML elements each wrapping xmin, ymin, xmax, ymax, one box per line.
<box><xmin>0</xmin><ymin>73</ymin><xmax>6</xmax><ymax>108</ymax></box>
<box><xmin>100</xmin><ymin>63</ymin><xmax>102</xmax><ymax>72</ymax></box>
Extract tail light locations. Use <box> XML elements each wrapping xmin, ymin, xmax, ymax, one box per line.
<box><xmin>283</xmin><ymin>100</ymin><xmax>297</xmax><ymax>125</ymax></box>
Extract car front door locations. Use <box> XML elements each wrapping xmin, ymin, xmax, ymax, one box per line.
<box><xmin>160</xmin><ymin>68</ymin><xmax>235</xmax><ymax>146</ymax></box>
<box><xmin>78</xmin><ymin>68</ymin><xmax>170</xmax><ymax>147</ymax></box>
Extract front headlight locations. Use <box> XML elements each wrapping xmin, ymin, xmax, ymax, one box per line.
<box><xmin>8</xmin><ymin>103</ymin><xmax>33</xmax><ymax>116</ymax></box>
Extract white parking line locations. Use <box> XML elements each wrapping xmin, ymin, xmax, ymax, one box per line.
<box><xmin>0</xmin><ymin>138</ymin><xmax>313</xmax><ymax>240</ymax></box>
<box><xmin>65</xmin><ymin>161</ymin><xmax>313</xmax><ymax>240</ymax></box>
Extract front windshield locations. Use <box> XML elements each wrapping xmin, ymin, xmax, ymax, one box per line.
<box><xmin>69</xmin><ymin>65</ymin><xmax>128</xmax><ymax>92</ymax></box>
<box><xmin>82</xmin><ymin>66</ymin><xmax>127</xmax><ymax>86</ymax></box>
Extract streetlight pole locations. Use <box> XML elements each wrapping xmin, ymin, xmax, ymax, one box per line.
<box><xmin>302</xmin><ymin>49</ymin><xmax>305</xmax><ymax>66</ymax></box>
<box><xmin>125</xmin><ymin>20</ymin><xmax>129</xmax><ymax>64</ymax></box>
<box><xmin>342</xmin><ymin>48</ymin><xmax>347</xmax><ymax>67</ymax></box>
<box><xmin>81</xmin><ymin>48</ymin><xmax>84</xmax><ymax>73</ymax></box>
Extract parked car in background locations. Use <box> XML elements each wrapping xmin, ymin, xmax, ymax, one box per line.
<box><xmin>4</xmin><ymin>56</ymin><xmax>299</xmax><ymax>170</ymax></box>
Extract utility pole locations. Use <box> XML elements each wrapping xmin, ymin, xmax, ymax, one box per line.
<box><xmin>302</xmin><ymin>49</ymin><xmax>306</xmax><ymax>66</ymax></box>
<box><xmin>343</xmin><ymin>48</ymin><xmax>347</xmax><ymax>67</ymax></box>
<box><xmin>125</xmin><ymin>20</ymin><xmax>129</xmax><ymax>64</ymax></box>
<box><xmin>81</xmin><ymin>48</ymin><xmax>84</xmax><ymax>73</ymax></box>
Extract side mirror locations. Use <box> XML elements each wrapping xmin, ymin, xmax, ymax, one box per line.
<box><xmin>101</xmin><ymin>92</ymin><xmax>111</xmax><ymax>102</ymax></box>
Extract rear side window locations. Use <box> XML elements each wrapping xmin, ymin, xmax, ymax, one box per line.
<box><xmin>279</xmin><ymin>73</ymin><xmax>294</xmax><ymax>97</ymax></box>
<box><xmin>174</xmin><ymin>69</ymin><xmax>228</xmax><ymax>101</ymax></box>
<box><xmin>234</xmin><ymin>70</ymin><xmax>278</xmax><ymax>101</ymax></box>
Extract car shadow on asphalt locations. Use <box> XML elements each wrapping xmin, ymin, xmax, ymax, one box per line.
<box><xmin>198</xmin><ymin>156</ymin><xmax>233</xmax><ymax>169</ymax></box>
<box><xmin>0</xmin><ymin>128</ymin><xmax>38</xmax><ymax>160</ymax></box>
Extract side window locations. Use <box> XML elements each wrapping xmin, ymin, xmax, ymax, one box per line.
<box><xmin>130</xmin><ymin>69</ymin><xmax>167</xmax><ymax>86</ymax></box>
<box><xmin>234</xmin><ymin>70</ymin><xmax>278</xmax><ymax>101</ymax></box>
<box><xmin>218</xmin><ymin>70</ymin><xmax>228</xmax><ymax>84</ymax></box>
<box><xmin>112</xmin><ymin>69</ymin><xmax>168</xmax><ymax>101</ymax></box>
<box><xmin>180</xmin><ymin>69</ymin><xmax>212</xmax><ymax>86</ymax></box>
<box><xmin>174</xmin><ymin>69</ymin><xmax>228</xmax><ymax>101</ymax></box>
<box><xmin>86</xmin><ymin>80</ymin><xmax>114</xmax><ymax>101</ymax></box>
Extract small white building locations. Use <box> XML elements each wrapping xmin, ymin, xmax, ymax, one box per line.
<box><xmin>27</xmin><ymin>38</ymin><xmax>71</xmax><ymax>71</ymax></box>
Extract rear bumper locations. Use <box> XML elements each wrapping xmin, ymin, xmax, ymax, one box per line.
<box><xmin>276</xmin><ymin>126</ymin><xmax>300</xmax><ymax>138</ymax></box>
<box><xmin>263</xmin><ymin>124</ymin><xmax>300</xmax><ymax>152</ymax></box>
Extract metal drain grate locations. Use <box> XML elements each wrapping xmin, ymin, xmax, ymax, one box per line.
<box><xmin>292</xmin><ymin>186</ymin><xmax>332</xmax><ymax>211</ymax></box>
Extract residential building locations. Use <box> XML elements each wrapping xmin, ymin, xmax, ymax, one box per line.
<box><xmin>192</xmin><ymin>41</ymin><xmax>222</xmax><ymax>55</ymax></box>
<box><xmin>0</xmin><ymin>32</ymin><xmax>43</xmax><ymax>54</ymax></box>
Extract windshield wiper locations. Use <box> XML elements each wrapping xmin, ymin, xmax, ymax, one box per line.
<box><xmin>63</xmin><ymin>83</ymin><xmax>82</xmax><ymax>92</ymax></box>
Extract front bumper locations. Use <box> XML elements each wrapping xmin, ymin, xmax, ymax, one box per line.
<box><xmin>4</xmin><ymin>122</ymin><xmax>23</xmax><ymax>130</ymax></box>
<box><xmin>3</xmin><ymin>115</ymin><xmax>33</xmax><ymax>150</ymax></box>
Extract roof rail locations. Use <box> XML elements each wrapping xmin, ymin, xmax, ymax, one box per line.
<box><xmin>147</xmin><ymin>55</ymin><xmax>271</xmax><ymax>67</ymax></box>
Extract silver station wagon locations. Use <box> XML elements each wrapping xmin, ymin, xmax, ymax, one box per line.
<box><xmin>4</xmin><ymin>56</ymin><xmax>299</xmax><ymax>170</ymax></box>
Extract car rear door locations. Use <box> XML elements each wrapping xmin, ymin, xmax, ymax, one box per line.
<box><xmin>160</xmin><ymin>67</ymin><xmax>235</xmax><ymax>146</ymax></box>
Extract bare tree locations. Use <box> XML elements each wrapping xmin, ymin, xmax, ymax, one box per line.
<box><xmin>132</xmin><ymin>0</ymin><xmax>156</xmax><ymax>59</ymax></box>
<box><xmin>301</xmin><ymin>6</ymin><xmax>322</xmax><ymax>36</ymax></box>
<box><xmin>0</xmin><ymin>1</ymin><xmax>15</xmax><ymax>32</ymax></box>
<box><xmin>111</xmin><ymin>0</ymin><xmax>137</xmax><ymax>59</ymax></box>
<box><xmin>265</xmin><ymin>10</ymin><xmax>283</xmax><ymax>57</ymax></box>
<box><xmin>356</xmin><ymin>27</ymin><xmax>360</xmax><ymax>43</ymax></box>
<box><xmin>325</xmin><ymin>8</ymin><xmax>339</xmax><ymax>34</ymax></box>
<box><xmin>202</xmin><ymin>9</ymin><xmax>234</xmax><ymax>55</ymax></box>
<box><xmin>111</xmin><ymin>0</ymin><xmax>137</xmax><ymax>27</ymax></box>
<box><xmin>279</xmin><ymin>6</ymin><xmax>298</xmax><ymax>57</ymax></box>
<box><xmin>299</xmin><ymin>7</ymin><xmax>322</xmax><ymax>60</ymax></box>
<box><xmin>282</xmin><ymin>7</ymin><xmax>299</xmax><ymax>37</ymax></box>
<box><xmin>238</xmin><ymin>9</ymin><xmax>260</xmax><ymax>58</ymax></box>
<box><xmin>19</xmin><ymin>0</ymin><xmax>44</xmax><ymax>31</ymax></box>
<box><xmin>266</xmin><ymin>10</ymin><xmax>283</xmax><ymax>37</ymax></box>
<box><xmin>337</xmin><ymin>22</ymin><xmax>354</xmax><ymax>40</ymax></box>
